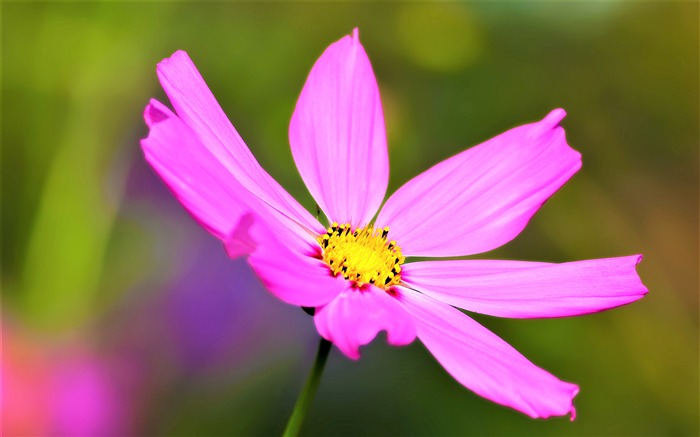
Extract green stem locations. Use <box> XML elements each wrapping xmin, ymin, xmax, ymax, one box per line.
<box><xmin>282</xmin><ymin>337</ymin><xmax>332</xmax><ymax>437</ymax></box>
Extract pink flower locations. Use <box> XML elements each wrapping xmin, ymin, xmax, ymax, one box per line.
<box><xmin>141</xmin><ymin>29</ymin><xmax>647</xmax><ymax>419</ymax></box>
<box><xmin>1</xmin><ymin>327</ymin><xmax>132</xmax><ymax>436</ymax></box>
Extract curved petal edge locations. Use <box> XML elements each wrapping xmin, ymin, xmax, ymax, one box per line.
<box><xmin>314</xmin><ymin>285</ymin><xmax>416</xmax><ymax>359</ymax></box>
<box><xmin>290</xmin><ymin>28</ymin><xmax>389</xmax><ymax>227</ymax></box>
<box><xmin>402</xmin><ymin>255</ymin><xmax>648</xmax><ymax>318</ymax></box>
<box><xmin>156</xmin><ymin>50</ymin><xmax>324</xmax><ymax>239</ymax></box>
<box><xmin>377</xmin><ymin>109</ymin><xmax>581</xmax><ymax>257</ymax></box>
<box><xmin>141</xmin><ymin>99</ymin><xmax>254</xmax><ymax>244</ymax></box>
<box><xmin>244</xmin><ymin>221</ymin><xmax>345</xmax><ymax>307</ymax></box>
<box><xmin>399</xmin><ymin>288</ymin><xmax>579</xmax><ymax>419</ymax></box>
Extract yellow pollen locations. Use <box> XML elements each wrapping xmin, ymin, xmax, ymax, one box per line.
<box><xmin>317</xmin><ymin>223</ymin><xmax>405</xmax><ymax>289</ymax></box>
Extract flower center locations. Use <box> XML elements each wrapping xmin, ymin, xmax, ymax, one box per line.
<box><xmin>317</xmin><ymin>223</ymin><xmax>405</xmax><ymax>289</ymax></box>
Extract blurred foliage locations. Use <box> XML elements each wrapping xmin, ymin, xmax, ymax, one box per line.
<box><xmin>2</xmin><ymin>1</ymin><xmax>698</xmax><ymax>436</ymax></box>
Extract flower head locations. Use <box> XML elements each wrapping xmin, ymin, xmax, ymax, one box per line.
<box><xmin>141</xmin><ymin>28</ymin><xmax>647</xmax><ymax>419</ymax></box>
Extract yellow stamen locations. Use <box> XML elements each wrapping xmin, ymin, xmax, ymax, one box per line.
<box><xmin>317</xmin><ymin>223</ymin><xmax>405</xmax><ymax>289</ymax></box>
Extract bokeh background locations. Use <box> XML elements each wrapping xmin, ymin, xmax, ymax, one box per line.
<box><xmin>3</xmin><ymin>2</ymin><xmax>698</xmax><ymax>436</ymax></box>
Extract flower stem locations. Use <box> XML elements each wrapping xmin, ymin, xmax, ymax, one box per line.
<box><xmin>283</xmin><ymin>337</ymin><xmax>332</xmax><ymax>437</ymax></box>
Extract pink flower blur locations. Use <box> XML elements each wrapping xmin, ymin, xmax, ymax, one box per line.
<box><xmin>141</xmin><ymin>29</ymin><xmax>647</xmax><ymax>419</ymax></box>
<box><xmin>1</xmin><ymin>327</ymin><xmax>129</xmax><ymax>436</ymax></box>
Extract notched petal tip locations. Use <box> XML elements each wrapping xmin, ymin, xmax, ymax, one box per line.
<box><xmin>566</xmin><ymin>385</ymin><xmax>579</xmax><ymax>421</ymax></box>
<box><xmin>143</xmin><ymin>99</ymin><xmax>170</xmax><ymax>127</ymax></box>
<box><xmin>529</xmin><ymin>381</ymin><xmax>578</xmax><ymax>420</ymax></box>
<box><xmin>544</xmin><ymin>108</ymin><xmax>567</xmax><ymax>127</ymax></box>
<box><xmin>532</xmin><ymin>108</ymin><xmax>572</xmax><ymax>141</ymax></box>
<box><xmin>537</xmin><ymin>108</ymin><xmax>581</xmax><ymax>166</ymax></box>
<box><xmin>156</xmin><ymin>50</ymin><xmax>191</xmax><ymax>72</ymax></box>
<box><xmin>569</xmin><ymin>386</ymin><xmax>579</xmax><ymax>422</ymax></box>
<box><xmin>632</xmin><ymin>254</ymin><xmax>649</xmax><ymax>299</ymax></box>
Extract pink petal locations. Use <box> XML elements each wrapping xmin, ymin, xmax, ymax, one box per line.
<box><xmin>402</xmin><ymin>255</ymin><xmax>648</xmax><ymax>318</ymax></box>
<box><xmin>246</xmin><ymin>221</ymin><xmax>346</xmax><ymax>307</ymax></box>
<box><xmin>156</xmin><ymin>50</ymin><xmax>323</xmax><ymax>238</ymax></box>
<box><xmin>289</xmin><ymin>28</ymin><xmax>389</xmax><ymax>227</ymax></box>
<box><xmin>141</xmin><ymin>100</ymin><xmax>257</xmax><ymax>243</ymax></box>
<box><xmin>376</xmin><ymin>109</ymin><xmax>581</xmax><ymax>257</ymax></box>
<box><xmin>314</xmin><ymin>285</ymin><xmax>416</xmax><ymax>359</ymax></box>
<box><xmin>399</xmin><ymin>289</ymin><xmax>579</xmax><ymax>419</ymax></box>
<box><xmin>143</xmin><ymin>100</ymin><xmax>316</xmax><ymax>258</ymax></box>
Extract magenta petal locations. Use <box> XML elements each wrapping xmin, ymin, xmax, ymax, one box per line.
<box><xmin>314</xmin><ymin>285</ymin><xmax>416</xmax><ymax>359</ymax></box>
<box><xmin>141</xmin><ymin>100</ymin><xmax>257</xmax><ymax>243</ymax></box>
<box><xmin>156</xmin><ymin>51</ymin><xmax>323</xmax><ymax>237</ymax></box>
<box><xmin>143</xmin><ymin>100</ymin><xmax>315</xmax><ymax>257</ymax></box>
<box><xmin>399</xmin><ymin>289</ymin><xmax>579</xmax><ymax>419</ymax></box>
<box><xmin>290</xmin><ymin>28</ymin><xmax>389</xmax><ymax>227</ymax></box>
<box><xmin>402</xmin><ymin>255</ymin><xmax>648</xmax><ymax>318</ymax></box>
<box><xmin>377</xmin><ymin>109</ymin><xmax>581</xmax><ymax>257</ymax></box>
<box><xmin>246</xmin><ymin>222</ymin><xmax>345</xmax><ymax>307</ymax></box>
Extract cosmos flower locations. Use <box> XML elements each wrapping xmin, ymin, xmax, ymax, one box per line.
<box><xmin>141</xmin><ymin>29</ymin><xmax>647</xmax><ymax>419</ymax></box>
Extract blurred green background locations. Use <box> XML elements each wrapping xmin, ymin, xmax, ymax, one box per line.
<box><xmin>2</xmin><ymin>2</ymin><xmax>698</xmax><ymax>436</ymax></box>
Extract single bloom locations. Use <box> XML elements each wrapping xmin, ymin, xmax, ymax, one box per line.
<box><xmin>141</xmin><ymin>29</ymin><xmax>647</xmax><ymax>419</ymax></box>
